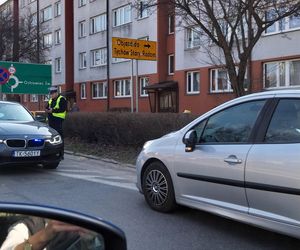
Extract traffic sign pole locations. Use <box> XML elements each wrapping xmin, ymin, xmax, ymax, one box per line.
<box><xmin>131</xmin><ymin>60</ymin><xmax>134</xmax><ymax>113</ymax></box>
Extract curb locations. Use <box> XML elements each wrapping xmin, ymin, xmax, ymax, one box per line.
<box><xmin>64</xmin><ymin>150</ymin><xmax>136</xmax><ymax>169</ymax></box>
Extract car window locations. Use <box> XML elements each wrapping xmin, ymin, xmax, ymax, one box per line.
<box><xmin>0</xmin><ymin>103</ymin><xmax>34</xmax><ymax>122</ymax></box>
<box><xmin>265</xmin><ymin>99</ymin><xmax>300</xmax><ymax>143</ymax></box>
<box><xmin>200</xmin><ymin>100</ymin><xmax>266</xmax><ymax>143</ymax></box>
<box><xmin>191</xmin><ymin>119</ymin><xmax>207</xmax><ymax>143</ymax></box>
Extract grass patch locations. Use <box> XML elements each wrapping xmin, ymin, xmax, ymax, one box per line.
<box><xmin>64</xmin><ymin>138</ymin><xmax>141</xmax><ymax>165</ymax></box>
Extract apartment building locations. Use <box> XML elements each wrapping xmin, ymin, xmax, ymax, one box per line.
<box><xmin>2</xmin><ymin>0</ymin><xmax>300</xmax><ymax>115</ymax></box>
<box><xmin>16</xmin><ymin>0</ymin><xmax>74</xmax><ymax>111</ymax></box>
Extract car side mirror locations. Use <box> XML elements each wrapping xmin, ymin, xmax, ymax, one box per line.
<box><xmin>0</xmin><ymin>203</ymin><xmax>127</xmax><ymax>250</ymax></box>
<box><xmin>183</xmin><ymin>130</ymin><xmax>197</xmax><ymax>152</ymax></box>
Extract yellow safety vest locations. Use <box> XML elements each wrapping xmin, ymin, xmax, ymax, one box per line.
<box><xmin>48</xmin><ymin>95</ymin><xmax>66</xmax><ymax>119</ymax></box>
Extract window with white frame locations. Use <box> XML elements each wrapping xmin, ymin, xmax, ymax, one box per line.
<box><xmin>91</xmin><ymin>48</ymin><xmax>107</xmax><ymax>67</ymax></box>
<box><xmin>30</xmin><ymin>94</ymin><xmax>38</xmax><ymax>102</ymax></box>
<box><xmin>112</xmin><ymin>57</ymin><xmax>130</xmax><ymax>64</ymax></box>
<box><xmin>140</xmin><ymin>77</ymin><xmax>149</xmax><ymax>97</ymax></box>
<box><xmin>113</xmin><ymin>4</ymin><xmax>132</xmax><ymax>27</ymax></box>
<box><xmin>90</xmin><ymin>14</ymin><xmax>106</xmax><ymax>34</ymax></box>
<box><xmin>54</xmin><ymin>29</ymin><xmax>61</xmax><ymax>44</ymax></box>
<box><xmin>21</xmin><ymin>0</ymin><xmax>26</xmax><ymax>8</ymax></box>
<box><xmin>265</xmin><ymin>9</ymin><xmax>300</xmax><ymax>34</ymax></box>
<box><xmin>79</xmin><ymin>52</ymin><xmax>87</xmax><ymax>69</ymax></box>
<box><xmin>55</xmin><ymin>58</ymin><xmax>61</xmax><ymax>73</ymax></box>
<box><xmin>264</xmin><ymin>59</ymin><xmax>300</xmax><ymax>88</ymax></box>
<box><xmin>41</xmin><ymin>6</ymin><xmax>52</xmax><ymax>22</ymax></box>
<box><xmin>31</xmin><ymin>13</ymin><xmax>37</xmax><ymax>26</ymax></box>
<box><xmin>54</xmin><ymin>1</ymin><xmax>61</xmax><ymax>17</ymax></box>
<box><xmin>168</xmin><ymin>14</ymin><xmax>175</xmax><ymax>34</ymax></box>
<box><xmin>80</xmin><ymin>83</ymin><xmax>86</xmax><ymax>99</ymax></box>
<box><xmin>43</xmin><ymin>33</ymin><xmax>52</xmax><ymax>48</ymax></box>
<box><xmin>92</xmin><ymin>82</ymin><xmax>107</xmax><ymax>99</ymax></box>
<box><xmin>186</xmin><ymin>71</ymin><xmax>200</xmax><ymax>94</ymax></box>
<box><xmin>138</xmin><ymin>1</ymin><xmax>148</xmax><ymax>19</ymax></box>
<box><xmin>43</xmin><ymin>95</ymin><xmax>50</xmax><ymax>101</ymax></box>
<box><xmin>168</xmin><ymin>54</ymin><xmax>174</xmax><ymax>75</ymax></box>
<box><xmin>114</xmin><ymin>79</ymin><xmax>131</xmax><ymax>97</ymax></box>
<box><xmin>186</xmin><ymin>27</ymin><xmax>201</xmax><ymax>49</ymax></box>
<box><xmin>78</xmin><ymin>0</ymin><xmax>86</xmax><ymax>7</ymax></box>
<box><xmin>78</xmin><ymin>21</ymin><xmax>86</xmax><ymax>38</ymax></box>
<box><xmin>210</xmin><ymin>68</ymin><xmax>232</xmax><ymax>93</ymax></box>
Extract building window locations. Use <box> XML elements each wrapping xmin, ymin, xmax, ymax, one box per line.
<box><xmin>23</xmin><ymin>94</ymin><xmax>27</xmax><ymax>102</ymax></box>
<box><xmin>54</xmin><ymin>1</ymin><xmax>61</xmax><ymax>17</ymax></box>
<box><xmin>186</xmin><ymin>27</ymin><xmax>201</xmax><ymax>49</ymax></box>
<box><xmin>79</xmin><ymin>52</ymin><xmax>87</xmax><ymax>69</ymax></box>
<box><xmin>168</xmin><ymin>54</ymin><xmax>174</xmax><ymax>75</ymax></box>
<box><xmin>78</xmin><ymin>21</ymin><xmax>86</xmax><ymax>38</ymax></box>
<box><xmin>21</xmin><ymin>0</ymin><xmax>26</xmax><ymax>8</ymax></box>
<box><xmin>168</xmin><ymin>14</ymin><xmax>175</xmax><ymax>34</ymax></box>
<box><xmin>112</xmin><ymin>57</ymin><xmax>130</xmax><ymax>64</ymax></box>
<box><xmin>91</xmin><ymin>48</ymin><xmax>107</xmax><ymax>67</ymax></box>
<box><xmin>140</xmin><ymin>77</ymin><xmax>149</xmax><ymax>97</ymax></box>
<box><xmin>80</xmin><ymin>83</ymin><xmax>86</xmax><ymax>99</ymax></box>
<box><xmin>43</xmin><ymin>33</ymin><xmax>52</xmax><ymax>48</ymax></box>
<box><xmin>54</xmin><ymin>29</ymin><xmax>61</xmax><ymax>45</ymax></box>
<box><xmin>78</xmin><ymin>0</ymin><xmax>86</xmax><ymax>7</ymax></box>
<box><xmin>55</xmin><ymin>58</ymin><xmax>62</xmax><ymax>73</ymax></box>
<box><xmin>264</xmin><ymin>59</ymin><xmax>300</xmax><ymax>89</ymax></box>
<box><xmin>210</xmin><ymin>68</ymin><xmax>232</xmax><ymax>93</ymax></box>
<box><xmin>90</xmin><ymin>14</ymin><xmax>106</xmax><ymax>34</ymax></box>
<box><xmin>92</xmin><ymin>82</ymin><xmax>107</xmax><ymax>99</ymax></box>
<box><xmin>43</xmin><ymin>95</ymin><xmax>50</xmax><ymax>101</ymax></box>
<box><xmin>114</xmin><ymin>79</ymin><xmax>131</xmax><ymax>97</ymax></box>
<box><xmin>138</xmin><ymin>1</ymin><xmax>148</xmax><ymax>19</ymax></box>
<box><xmin>265</xmin><ymin>10</ymin><xmax>300</xmax><ymax>34</ymax></box>
<box><xmin>31</xmin><ymin>13</ymin><xmax>37</xmax><ymax>26</ymax></box>
<box><xmin>113</xmin><ymin>4</ymin><xmax>132</xmax><ymax>27</ymax></box>
<box><xmin>186</xmin><ymin>71</ymin><xmax>200</xmax><ymax>94</ymax></box>
<box><xmin>41</xmin><ymin>6</ymin><xmax>52</xmax><ymax>22</ymax></box>
<box><xmin>30</xmin><ymin>94</ymin><xmax>38</xmax><ymax>103</ymax></box>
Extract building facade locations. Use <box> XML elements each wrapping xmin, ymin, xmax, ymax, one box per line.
<box><xmin>2</xmin><ymin>0</ymin><xmax>300</xmax><ymax>115</ymax></box>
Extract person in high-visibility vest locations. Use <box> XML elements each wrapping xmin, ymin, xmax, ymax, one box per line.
<box><xmin>45</xmin><ymin>86</ymin><xmax>67</xmax><ymax>139</ymax></box>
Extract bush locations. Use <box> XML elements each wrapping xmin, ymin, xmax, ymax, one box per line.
<box><xmin>64</xmin><ymin>112</ymin><xmax>197</xmax><ymax>147</ymax></box>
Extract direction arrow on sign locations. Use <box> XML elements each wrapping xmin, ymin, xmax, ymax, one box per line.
<box><xmin>112</xmin><ymin>37</ymin><xmax>157</xmax><ymax>61</ymax></box>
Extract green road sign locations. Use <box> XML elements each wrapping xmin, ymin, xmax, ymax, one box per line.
<box><xmin>0</xmin><ymin>61</ymin><xmax>52</xmax><ymax>94</ymax></box>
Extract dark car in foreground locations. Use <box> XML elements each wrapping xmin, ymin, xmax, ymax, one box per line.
<box><xmin>0</xmin><ymin>101</ymin><xmax>63</xmax><ymax>169</ymax></box>
<box><xmin>136</xmin><ymin>89</ymin><xmax>300</xmax><ymax>239</ymax></box>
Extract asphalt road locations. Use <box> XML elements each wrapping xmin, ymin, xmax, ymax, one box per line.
<box><xmin>0</xmin><ymin>154</ymin><xmax>299</xmax><ymax>250</ymax></box>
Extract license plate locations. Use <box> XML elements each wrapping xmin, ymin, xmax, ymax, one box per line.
<box><xmin>13</xmin><ymin>150</ymin><xmax>41</xmax><ymax>157</ymax></box>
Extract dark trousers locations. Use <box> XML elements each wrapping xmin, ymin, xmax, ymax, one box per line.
<box><xmin>48</xmin><ymin>117</ymin><xmax>64</xmax><ymax>158</ymax></box>
<box><xmin>48</xmin><ymin>117</ymin><xmax>64</xmax><ymax>138</ymax></box>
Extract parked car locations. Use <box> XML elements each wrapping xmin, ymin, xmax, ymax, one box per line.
<box><xmin>136</xmin><ymin>89</ymin><xmax>300</xmax><ymax>239</ymax></box>
<box><xmin>0</xmin><ymin>202</ymin><xmax>127</xmax><ymax>250</ymax></box>
<box><xmin>0</xmin><ymin>101</ymin><xmax>63</xmax><ymax>169</ymax></box>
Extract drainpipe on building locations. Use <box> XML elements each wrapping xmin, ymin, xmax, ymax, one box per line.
<box><xmin>106</xmin><ymin>0</ymin><xmax>110</xmax><ymax>112</ymax></box>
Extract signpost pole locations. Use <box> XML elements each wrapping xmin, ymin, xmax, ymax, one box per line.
<box><xmin>131</xmin><ymin>59</ymin><xmax>134</xmax><ymax>113</ymax></box>
<box><xmin>135</xmin><ymin>60</ymin><xmax>139</xmax><ymax>113</ymax></box>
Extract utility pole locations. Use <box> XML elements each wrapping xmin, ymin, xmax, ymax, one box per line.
<box><xmin>36</xmin><ymin>0</ymin><xmax>41</xmax><ymax>110</ymax></box>
<box><xmin>106</xmin><ymin>0</ymin><xmax>110</xmax><ymax>112</ymax></box>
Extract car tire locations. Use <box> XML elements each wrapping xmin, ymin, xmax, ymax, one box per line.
<box><xmin>142</xmin><ymin>161</ymin><xmax>176</xmax><ymax>213</ymax></box>
<box><xmin>43</xmin><ymin>162</ymin><xmax>59</xmax><ymax>169</ymax></box>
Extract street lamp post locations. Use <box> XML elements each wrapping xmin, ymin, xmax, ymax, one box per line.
<box><xmin>106</xmin><ymin>0</ymin><xmax>110</xmax><ymax>112</ymax></box>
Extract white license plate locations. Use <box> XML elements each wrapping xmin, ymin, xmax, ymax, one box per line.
<box><xmin>13</xmin><ymin>150</ymin><xmax>41</xmax><ymax>157</ymax></box>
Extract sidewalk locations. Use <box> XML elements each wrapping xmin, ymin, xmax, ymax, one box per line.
<box><xmin>64</xmin><ymin>149</ymin><xmax>136</xmax><ymax>169</ymax></box>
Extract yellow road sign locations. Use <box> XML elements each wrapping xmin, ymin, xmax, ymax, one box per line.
<box><xmin>112</xmin><ymin>37</ymin><xmax>157</xmax><ymax>61</ymax></box>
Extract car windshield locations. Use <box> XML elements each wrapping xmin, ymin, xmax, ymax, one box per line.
<box><xmin>0</xmin><ymin>103</ymin><xmax>34</xmax><ymax>122</ymax></box>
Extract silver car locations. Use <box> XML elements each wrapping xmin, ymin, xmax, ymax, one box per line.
<box><xmin>136</xmin><ymin>89</ymin><xmax>300</xmax><ymax>239</ymax></box>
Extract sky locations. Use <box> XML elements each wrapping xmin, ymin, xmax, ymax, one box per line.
<box><xmin>0</xmin><ymin>0</ymin><xmax>8</xmax><ymax>5</ymax></box>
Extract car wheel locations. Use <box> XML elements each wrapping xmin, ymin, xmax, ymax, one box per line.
<box><xmin>43</xmin><ymin>162</ymin><xmax>59</xmax><ymax>169</ymax></box>
<box><xmin>142</xmin><ymin>161</ymin><xmax>176</xmax><ymax>212</ymax></box>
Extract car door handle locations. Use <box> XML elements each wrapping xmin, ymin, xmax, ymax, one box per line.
<box><xmin>224</xmin><ymin>156</ymin><xmax>242</xmax><ymax>164</ymax></box>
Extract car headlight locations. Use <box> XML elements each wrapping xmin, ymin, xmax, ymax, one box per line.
<box><xmin>46</xmin><ymin>135</ymin><xmax>62</xmax><ymax>145</ymax></box>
